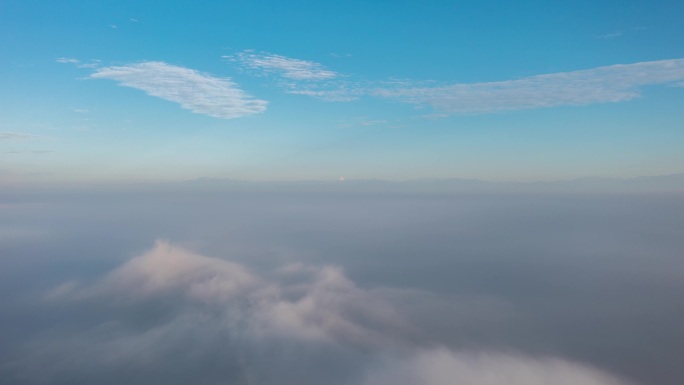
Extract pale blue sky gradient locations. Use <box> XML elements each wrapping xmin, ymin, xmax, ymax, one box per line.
<box><xmin>2</xmin><ymin>0</ymin><xmax>684</xmax><ymax>184</ymax></box>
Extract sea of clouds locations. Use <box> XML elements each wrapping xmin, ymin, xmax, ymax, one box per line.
<box><xmin>1</xmin><ymin>188</ymin><xmax>682</xmax><ymax>384</ymax></box>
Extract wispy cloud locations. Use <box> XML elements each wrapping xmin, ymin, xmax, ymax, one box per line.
<box><xmin>287</xmin><ymin>88</ymin><xmax>363</xmax><ymax>102</ymax></box>
<box><xmin>56</xmin><ymin>57</ymin><xmax>80</xmax><ymax>64</ymax></box>
<box><xmin>418</xmin><ymin>113</ymin><xmax>449</xmax><ymax>120</ymax></box>
<box><xmin>372</xmin><ymin>59</ymin><xmax>684</xmax><ymax>114</ymax></box>
<box><xmin>91</xmin><ymin>62</ymin><xmax>267</xmax><ymax>119</ymax></box>
<box><xmin>81</xmin><ymin>56</ymin><xmax>684</xmax><ymax>117</ymax></box>
<box><xmin>0</xmin><ymin>132</ymin><xmax>39</xmax><ymax>140</ymax></box>
<box><xmin>79</xmin><ymin>61</ymin><xmax>101</xmax><ymax>69</ymax></box>
<box><xmin>56</xmin><ymin>57</ymin><xmax>101</xmax><ymax>69</ymax></box>
<box><xmin>30</xmin><ymin>240</ymin><xmax>629</xmax><ymax>385</ymax></box>
<box><xmin>50</xmin><ymin>240</ymin><xmax>411</xmax><ymax>347</ymax></box>
<box><xmin>336</xmin><ymin>116</ymin><xmax>389</xmax><ymax>128</ymax></box>
<box><xmin>364</xmin><ymin>349</ymin><xmax>627</xmax><ymax>385</ymax></box>
<box><xmin>232</xmin><ymin>51</ymin><xmax>338</xmax><ymax>80</ymax></box>
<box><xmin>227</xmin><ymin>54</ymin><xmax>684</xmax><ymax>113</ymax></box>
<box><xmin>227</xmin><ymin>51</ymin><xmax>362</xmax><ymax>102</ymax></box>
<box><xmin>596</xmin><ymin>31</ymin><xmax>623</xmax><ymax>39</ymax></box>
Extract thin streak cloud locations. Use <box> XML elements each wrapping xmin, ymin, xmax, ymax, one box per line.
<box><xmin>372</xmin><ymin>59</ymin><xmax>684</xmax><ymax>114</ymax></box>
<box><xmin>596</xmin><ymin>31</ymin><xmax>623</xmax><ymax>39</ymax></box>
<box><xmin>233</xmin><ymin>51</ymin><xmax>338</xmax><ymax>81</ymax></box>
<box><xmin>56</xmin><ymin>57</ymin><xmax>80</xmax><ymax>64</ymax></box>
<box><xmin>91</xmin><ymin>62</ymin><xmax>267</xmax><ymax>119</ymax></box>
<box><xmin>287</xmin><ymin>88</ymin><xmax>363</xmax><ymax>102</ymax></box>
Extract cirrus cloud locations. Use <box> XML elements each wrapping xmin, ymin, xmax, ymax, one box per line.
<box><xmin>232</xmin><ymin>51</ymin><xmax>338</xmax><ymax>81</ymax></box>
<box><xmin>91</xmin><ymin>62</ymin><xmax>267</xmax><ymax>119</ymax></box>
<box><xmin>372</xmin><ymin>59</ymin><xmax>684</xmax><ymax>114</ymax></box>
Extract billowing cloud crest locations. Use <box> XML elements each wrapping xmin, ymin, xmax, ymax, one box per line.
<box><xmin>91</xmin><ymin>62</ymin><xmax>267</xmax><ymax>119</ymax></box>
<box><xmin>54</xmin><ymin>240</ymin><xmax>411</xmax><ymax>347</ymax></box>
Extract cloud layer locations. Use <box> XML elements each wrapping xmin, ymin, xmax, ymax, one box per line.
<box><xmin>91</xmin><ymin>62</ymin><xmax>267</xmax><ymax>119</ymax></box>
<box><xmin>3</xmin><ymin>240</ymin><xmax>631</xmax><ymax>385</ymax></box>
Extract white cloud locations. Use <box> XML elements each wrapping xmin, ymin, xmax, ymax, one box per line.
<box><xmin>56</xmin><ymin>57</ymin><xmax>80</xmax><ymax>64</ymax></box>
<box><xmin>419</xmin><ymin>113</ymin><xmax>449</xmax><ymax>119</ymax></box>
<box><xmin>77</xmin><ymin>61</ymin><xmax>101</xmax><ymax>69</ymax></box>
<box><xmin>597</xmin><ymin>31</ymin><xmax>623</xmax><ymax>39</ymax></box>
<box><xmin>287</xmin><ymin>88</ymin><xmax>362</xmax><ymax>102</ymax></box>
<box><xmin>363</xmin><ymin>349</ymin><xmax>629</xmax><ymax>385</ymax></box>
<box><xmin>56</xmin><ymin>240</ymin><xmax>411</xmax><ymax>347</ymax></box>
<box><xmin>91</xmin><ymin>62</ymin><xmax>267</xmax><ymax>119</ymax></box>
<box><xmin>229</xmin><ymin>54</ymin><xmax>684</xmax><ymax>113</ymax></box>
<box><xmin>229</xmin><ymin>51</ymin><xmax>363</xmax><ymax>103</ymax></box>
<box><xmin>96</xmin><ymin>240</ymin><xmax>260</xmax><ymax>301</ymax></box>
<box><xmin>372</xmin><ymin>59</ymin><xmax>684</xmax><ymax>114</ymax></box>
<box><xmin>56</xmin><ymin>57</ymin><xmax>102</xmax><ymax>69</ymax></box>
<box><xmin>32</xmin><ymin>241</ymin><xmax>633</xmax><ymax>385</ymax></box>
<box><xmin>233</xmin><ymin>51</ymin><xmax>338</xmax><ymax>80</ymax></box>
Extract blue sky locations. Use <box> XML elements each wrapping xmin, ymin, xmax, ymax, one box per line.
<box><xmin>2</xmin><ymin>0</ymin><xmax>684</xmax><ymax>184</ymax></box>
